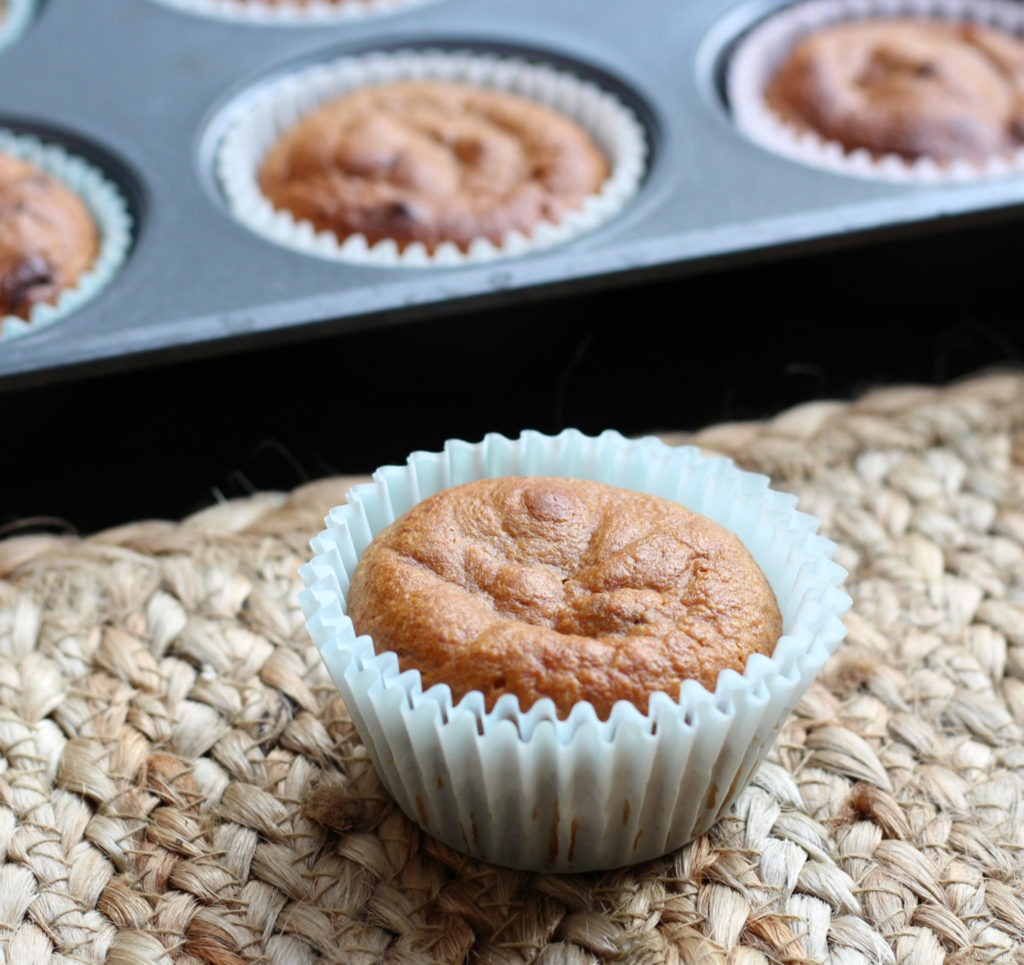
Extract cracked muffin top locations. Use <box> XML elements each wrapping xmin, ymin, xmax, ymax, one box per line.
<box><xmin>763</xmin><ymin>18</ymin><xmax>1024</xmax><ymax>163</ymax></box>
<box><xmin>347</xmin><ymin>476</ymin><xmax>782</xmax><ymax>719</ymax></box>
<box><xmin>257</xmin><ymin>80</ymin><xmax>609</xmax><ymax>253</ymax></box>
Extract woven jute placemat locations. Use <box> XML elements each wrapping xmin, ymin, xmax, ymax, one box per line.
<box><xmin>2</xmin><ymin>370</ymin><xmax>1024</xmax><ymax>964</ymax></box>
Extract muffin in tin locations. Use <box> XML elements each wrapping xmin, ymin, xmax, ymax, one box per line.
<box><xmin>257</xmin><ymin>79</ymin><xmax>611</xmax><ymax>256</ymax></box>
<box><xmin>216</xmin><ymin>50</ymin><xmax>647</xmax><ymax>266</ymax></box>
<box><xmin>0</xmin><ymin>152</ymin><xmax>99</xmax><ymax>325</ymax></box>
<box><xmin>728</xmin><ymin>0</ymin><xmax>1024</xmax><ymax>180</ymax></box>
<box><xmin>0</xmin><ymin>129</ymin><xmax>132</xmax><ymax>342</ymax></box>
<box><xmin>300</xmin><ymin>430</ymin><xmax>851</xmax><ymax>872</ymax></box>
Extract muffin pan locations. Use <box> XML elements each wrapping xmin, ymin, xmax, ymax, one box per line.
<box><xmin>5</xmin><ymin>0</ymin><xmax>1024</xmax><ymax>389</ymax></box>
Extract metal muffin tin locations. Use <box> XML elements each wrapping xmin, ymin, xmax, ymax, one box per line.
<box><xmin>4</xmin><ymin>0</ymin><xmax>1024</xmax><ymax>389</ymax></box>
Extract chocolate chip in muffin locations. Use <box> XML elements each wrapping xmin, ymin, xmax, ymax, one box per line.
<box><xmin>0</xmin><ymin>152</ymin><xmax>98</xmax><ymax>323</ymax></box>
<box><xmin>0</xmin><ymin>253</ymin><xmax>57</xmax><ymax>318</ymax></box>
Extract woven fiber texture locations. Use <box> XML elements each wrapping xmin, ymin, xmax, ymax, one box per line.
<box><xmin>2</xmin><ymin>370</ymin><xmax>1024</xmax><ymax>963</ymax></box>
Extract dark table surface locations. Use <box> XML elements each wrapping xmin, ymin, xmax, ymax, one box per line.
<box><xmin>3</xmin><ymin>213</ymin><xmax>1023</xmax><ymax>537</ymax></box>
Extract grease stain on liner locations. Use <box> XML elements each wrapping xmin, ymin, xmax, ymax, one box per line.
<box><xmin>214</xmin><ymin>49</ymin><xmax>648</xmax><ymax>268</ymax></box>
<box><xmin>0</xmin><ymin>130</ymin><xmax>133</xmax><ymax>344</ymax></box>
<box><xmin>145</xmin><ymin>0</ymin><xmax>450</xmax><ymax>25</ymax></box>
<box><xmin>727</xmin><ymin>0</ymin><xmax>1024</xmax><ymax>182</ymax></box>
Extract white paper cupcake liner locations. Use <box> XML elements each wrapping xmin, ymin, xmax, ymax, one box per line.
<box><xmin>215</xmin><ymin>49</ymin><xmax>648</xmax><ymax>267</ymax></box>
<box><xmin>145</xmin><ymin>0</ymin><xmax>447</xmax><ymax>26</ymax></box>
<box><xmin>299</xmin><ymin>429</ymin><xmax>851</xmax><ymax>873</ymax></box>
<box><xmin>0</xmin><ymin>130</ymin><xmax>133</xmax><ymax>344</ymax></box>
<box><xmin>727</xmin><ymin>0</ymin><xmax>1024</xmax><ymax>182</ymax></box>
<box><xmin>0</xmin><ymin>0</ymin><xmax>36</xmax><ymax>54</ymax></box>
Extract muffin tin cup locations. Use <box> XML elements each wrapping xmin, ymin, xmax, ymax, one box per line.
<box><xmin>727</xmin><ymin>0</ymin><xmax>1024</xmax><ymax>182</ymax></box>
<box><xmin>215</xmin><ymin>49</ymin><xmax>648</xmax><ymax>267</ymax></box>
<box><xmin>0</xmin><ymin>129</ymin><xmax>133</xmax><ymax>344</ymax></box>
<box><xmin>298</xmin><ymin>429</ymin><xmax>851</xmax><ymax>873</ymax></box>
<box><xmin>146</xmin><ymin>0</ymin><xmax>448</xmax><ymax>26</ymax></box>
<box><xmin>0</xmin><ymin>0</ymin><xmax>36</xmax><ymax>54</ymax></box>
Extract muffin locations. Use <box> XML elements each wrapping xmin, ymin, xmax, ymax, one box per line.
<box><xmin>347</xmin><ymin>476</ymin><xmax>782</xmax><ymax>720</ymax></box>
<box><xmin>216</xmin><ymin>50</ymin><xmax>646</xmax><ymax>266</ymax></box>
<box><xmin>0</xmin><ymin>129</ymin><xmax>133</xmax><ymax>343</ymax></box>
<box><xmin>764</xmin><ymin>18</ymin><xmax>1024</xmax><ymax>164</ymax></box>
<box><xmin>0</xmin><ymin>151</ymin><xmax>99</xmax><ymax>323</ymax></box>
<box><xmin>300</xmin><ymin>430</ymin><xmax>850</xmax><ymax>872</ymax></box>
<box><xmin>727</xmin><ymin>0</ymin><xmax>1024</xmax><ymax>180</ymax></box>
<box><xmin>257</xmin><ymin>80</ymin><xmax>610</xmax><ymax>254</ymax></box>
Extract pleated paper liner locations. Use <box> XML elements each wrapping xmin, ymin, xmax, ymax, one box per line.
<box><xmin>216</xmin><ymin>49</ymin><xmax>648</xmax><ymax>267</ymax></box>
<box><xmin>727</xmin><ymin>0</ymin><xmax>1024</xmax><ymax>182</ymax></box>
<box><xmin>299</xmin><ymin>429</ymin><xmax>851</xmax><ymax>872</ymax></box>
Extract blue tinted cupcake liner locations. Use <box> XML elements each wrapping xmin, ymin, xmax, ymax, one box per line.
<box><xmin>299</xmin><ymin>429</ymin><xmax>851</xmax><ymax>873</ymax></box>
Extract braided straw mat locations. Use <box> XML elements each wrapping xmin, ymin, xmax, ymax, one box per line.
<box><xmin>2</xmin><ymin>370</ymin><xmax>1024</xmax><ymax>964</ymax></box>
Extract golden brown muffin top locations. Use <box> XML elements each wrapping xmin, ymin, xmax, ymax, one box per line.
<box><xmin>347</xmin><ymin>476</ymin><xmax>782</xmax><ymax>720</ymax></box>
<box><xmin>258</xmin><ymin>80</ymin><xmax>609</xmax><ymax>252</ymax></box>
<box><xmin>0</xmin><ymin>152</ymin><xmax>98</xmax><ymax>322</ymax></box>
<box><xmin>764</xmin><ymin>18</ymin><xmax>1024</xmax><ymax>163</ymax></box>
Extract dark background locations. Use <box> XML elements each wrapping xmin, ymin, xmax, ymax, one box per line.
<box><xmin>3</xmin><ymin>215</ymin><xmax>1023</xmax><ymax>537</ymax></box>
